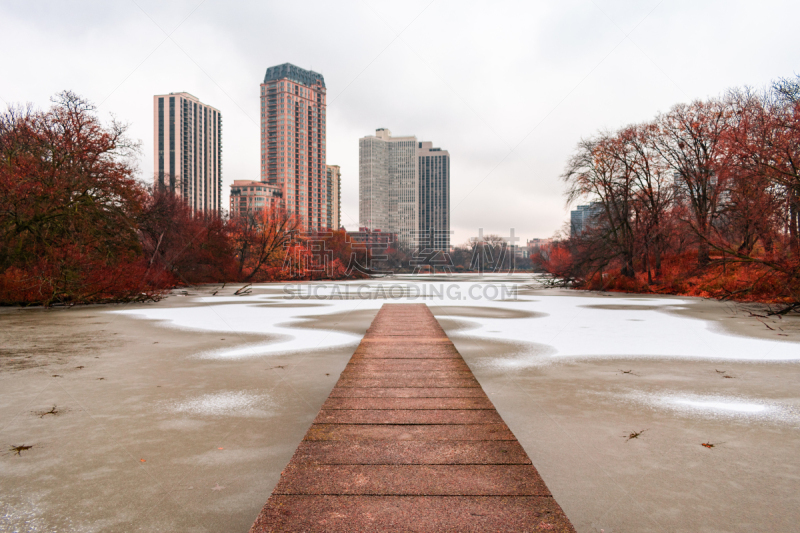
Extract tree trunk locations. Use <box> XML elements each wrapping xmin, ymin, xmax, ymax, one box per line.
<box><xmin>790</xmin><ymin>191</ymin><xmax>799</xmax><ymax>256</ymax></box>
<box><xmin>698</xmin><ymin>241</ymin><xmax>710</xmax><ymax>266</ymax></box>
<box><xmin>697</xmin><ymin>216</ymin><xmax>711</xmax><ymax>267</ymax></box>
<box><xmin>654</xmin><ymin>246</ymin><xmax>662</xmax><ymax>277</ymax></box>
<box><xmin>622</xmin><ymin>253</ymin><xmax>635</xmax><ymax>279</ymax></box>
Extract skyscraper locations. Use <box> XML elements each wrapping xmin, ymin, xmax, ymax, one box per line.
<box><xmin>326</xmin><ymin>164</ymin><xmax>341</xmax><ymax>230</ymax></box>
<box><xmin>153</xmin><ymin>92</ymin><xmax>222</xmax><ymax>212</ymax></box>
<box><xmin>359</xmin><ymin>131</ymin><xmax>392</xmax><ymax>234</ymax></box>
<box><xmin>261</xmin><ymin>63</ymin><xmax>327</xmax><ymax>231</ymax></box>
<box><xmin>359</xmin><ymin>129</ymin><xmax>418</xmax><ymax>244</ymax></box>
<box><xmin>358</xmin><ymin>129</ymin><xmax>450</xmax><ymax>250</ymax></box>
<box><xmin>418</xmin><ymin>141</ymin><xmax>450</xmax><ymax>251</ymax></box>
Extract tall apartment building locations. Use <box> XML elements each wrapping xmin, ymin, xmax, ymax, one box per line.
<box><xmin>359</xmin><ymin>129</ymin><xmax>450</xmax><ymax>250</ymax></box>
<box><xmin>261</xmin><ymin>63</ymin><xmax>327</xmax><ymax>231</ymax></box>
<box><xmin>418</xmin><ymin>141</ymin><xmax>450</xmax><ymax>251</ymax></box>
<box><xmin>153</xmin><ymin>92</ymin><xmax>222</xmax><ymax>212</ymax></box>
<box><xmin>359</xmin><ymin>132</ymin><xmax>391</xmax><ymax>233</ymax></box>
<box><xmin>359</xmin><ymin>129</ymin><xmax>419</xmax><ymax>244</ymax></box>
<box><xmin>326</xmin><ymin>165</ymin><xmax>341</xmax><ymax>230</ymax></box>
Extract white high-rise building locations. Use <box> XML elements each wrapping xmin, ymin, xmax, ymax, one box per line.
<box><xmin>360</xmin><ymin>129</ymin><xmax>397</xmax><ymax>235</ymax></box>
<box><xmin>153</xmin><ymin>92</ymin><xmax>222</xmax><ymax>212</ymax></box>
<box><xmin>358</xmin><ymin>128</ymin><xmax>449</xmax><ymax>250</ymax></box>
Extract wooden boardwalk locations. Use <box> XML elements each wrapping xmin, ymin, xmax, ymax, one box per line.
<box><xmin>250</xmin><ymin>303</ymin><xmax>575</xmax><ymax>532</ymax></box>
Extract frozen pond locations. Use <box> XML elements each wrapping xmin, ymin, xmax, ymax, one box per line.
<box><xmin>112</xmin><ymin>275</ymin><xmax>800</xmax><ymax>429</ymax></box>
<box><xmin>115</xmin><ymin>276</ymin><xmax>800</xmax><ymax>363</ymax></box>
<box><xmin>2</xmin><ymin>274</ymin><xmax>800</xmax><ymax>532</ymax></box>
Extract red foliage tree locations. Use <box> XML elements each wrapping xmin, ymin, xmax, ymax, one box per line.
<box><xmin>0</xmin><ymin>91</ymin><xmax>168</xmax><ymax>305</ymax></box>
<box><xmin>652</xmin><ymin>99</ymin><xmax>732</xmax><ymax>266</ymax></box>
<box><xmin>228</xmin><ymin>206</ymin><xmax>299</xmax><ymax>282</ymax></box>
<box><xmin>555</xmin><ymin>77</ymin><xmax>800</xmax><ymax>310</ymax></box>
<box><xmin>137</xmin><ymin>187</ymin><xmax>234</xmax><ymax>285</ymax></box>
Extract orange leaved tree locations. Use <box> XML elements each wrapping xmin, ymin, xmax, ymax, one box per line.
<box><xmin>0</xmin><ymin>91</ymin><xmax>165</xmax><ymax>305</ymax></box>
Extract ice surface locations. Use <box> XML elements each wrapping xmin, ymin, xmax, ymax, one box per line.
<box><xmin>168</xmin><ymin>391</ymin><xmax>275</xmax><ymax>417</ymax></box>
<box><xmin>608</xmin><ymin>390</ymin><xmax>800</xmax><ymax>425</ymax></box>
<box><xmin>112</xmin><ymin>277</ymin><xmax>800</xmax><ymax>426</ymax></box>
<box><xmin>672</xmin><ymin>398</ymin><xmax>766</xmax><ymax>413</ymax></box>
<box><xmin>113</xmin><ymin>277</ymin><xmax>800</xmax><ymax>362</ymax></box>
<box><xmin>114</xmin><ymin>291</ymin><xmax>367</xmax><ymax>359</ymax></box>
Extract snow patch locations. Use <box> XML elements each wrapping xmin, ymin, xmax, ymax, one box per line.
<box><xmin>169</xmin><ymin>391</ymin><xmax>275</xmax><ymax>417</ymax></box>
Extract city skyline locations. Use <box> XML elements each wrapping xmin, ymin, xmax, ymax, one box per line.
<box><xmin>4</xmin><ymin>1</ymin><xmax>799</xmax><ymax>245</ymax></box>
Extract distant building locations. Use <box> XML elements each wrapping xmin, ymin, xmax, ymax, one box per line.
<box><xmin>153</xmin><ymin>92</ymin><xmax>222</xmax><ymax>212</ymax></box>
<box><xmin>527</xmin><ymin>237</ymin><xmax>558</xmax><ymax>270</ymax></box>
<box><xmin>261</xmin><ymin>63</ymin><xmax>327</xmax><ymax>231</ymax></box>
<box><xmin>570</xmin><ymin>203</ymin><xmax>604</xmax><ymax>237</ymax></box>
<box><xmin>527</xmin><ymin>238</ymin><xmax>555</xmax><ymax>258</ymax></box>
<box><xmin>229</xmin><ymin>180</ymin><xmax>282</xmax><ymax>216</ymax></box>
<box><xmin>346</xmin><ymin>227</ymin><xmax>396</xmax><ymax>250</ymax></box>
<box><xmin>326</xmin><ymin>165</ymin><xmax>341</xmax><ymax>230</ymax></box>
<box><xmin>358</xmin><ymin>128</ymin><xmax>450</xmax><ymax>250</ymax></box>
<box><xmin>673</xmin><ymin>170</ymin><xmax>730</xmax><ymax>206</ymax></box>
<box><xmin>510</xmin><ymin>244</ymin><xmax>528</xmax><ymax>260</ymax></box>
<box><xmin>527</xmin><ymin>238</ymin><xmax>553</xmax><ymax>251</ymax></box>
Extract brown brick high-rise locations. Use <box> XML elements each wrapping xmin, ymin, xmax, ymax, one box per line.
<box><xmin>261</xmin><ymin>64</ymin><xmax>327</xmax><ymax>231</ymax></box>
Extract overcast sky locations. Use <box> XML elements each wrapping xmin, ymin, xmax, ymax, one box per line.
<box><xmin>2</xmin><ymin>0</ymin><xmax>798</xmax><ymax>245</ymax></box>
